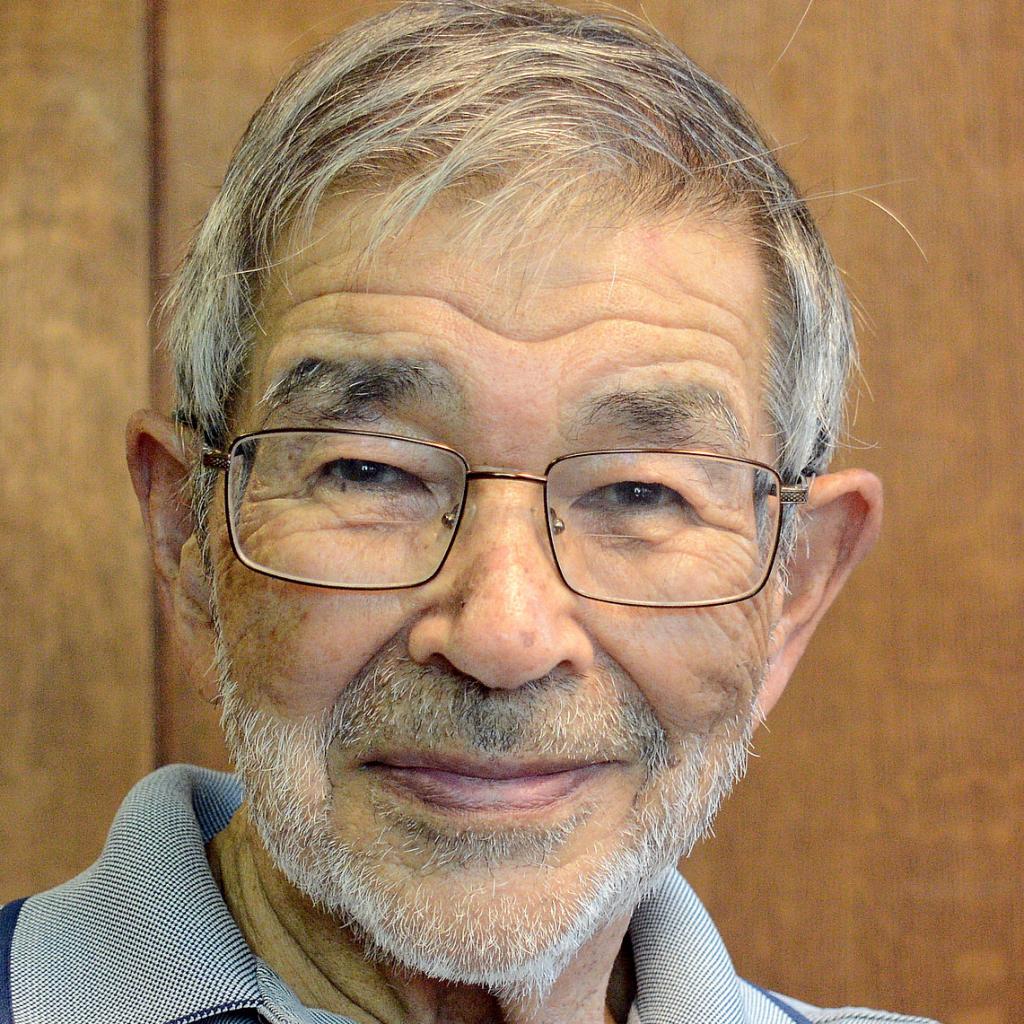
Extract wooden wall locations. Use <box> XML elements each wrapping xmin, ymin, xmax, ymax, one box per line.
<box><xmin>0</xmin><ymin>1</ymin><xmax>154</xmax><ymax>901</ymax></box>
<box><xmin>3</xmin><ymin>3</ymin><xmax>1020</xmax><ymax>1022</ymax></box>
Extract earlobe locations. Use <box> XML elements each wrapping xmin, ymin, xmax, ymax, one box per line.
<box><xmin>126</xmin><ymin>409</ymin><xmax>218</xmax><ymax>702</ymax></box>
<box><xmin>757</xmin><ymin>468</ymin><xmax>883</xmax><ymax>719</ymax></box>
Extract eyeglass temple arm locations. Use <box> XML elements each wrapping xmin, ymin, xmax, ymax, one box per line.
<box><xmin>202</xmin><ymin>450</ymin><xmax>230</xmax><ymax>471</ymax></box>
<box><xmin>779</xmin><ymin>480</ymin><xmax>812</xmax><ymax>504</ymax></box>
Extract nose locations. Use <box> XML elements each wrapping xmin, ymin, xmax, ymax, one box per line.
<box><xmin>406</xmin><ymin>479</ymin><xmax>595</xmax><ymax>689</ymax></box>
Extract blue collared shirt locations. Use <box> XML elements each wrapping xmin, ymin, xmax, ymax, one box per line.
<box><xmin>3</xmin><ymin>766</ymin><xmax>939</xmax><ymax>1024</ymax></box>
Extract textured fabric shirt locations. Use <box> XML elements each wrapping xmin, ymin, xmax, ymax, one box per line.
<box><xmin>3</xmin><ymin>765</ymin><xmax>940</xmax><ymax>1024</ymax></box>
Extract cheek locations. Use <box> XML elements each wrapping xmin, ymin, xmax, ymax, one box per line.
<box><xmin>213</xmin><ymin>536</ymin><xmax>415</xmax><ymax>719</ymax></box>
<box><xmin>592</xmin><ymin>596</ymin><xmax>774</xmax><ymax>740</ymax></box>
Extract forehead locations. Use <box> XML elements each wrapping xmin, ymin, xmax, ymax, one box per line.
<box><xmin>244</xmin><ymin>194</ymin><xmax>772</xmax><ymax>457</ymax></box>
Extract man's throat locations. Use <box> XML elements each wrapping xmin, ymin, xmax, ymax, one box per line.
<box><xmin>207</xmin><ymin>805</ymin><xmax>404</xmax><ymax>1024</ymax></box>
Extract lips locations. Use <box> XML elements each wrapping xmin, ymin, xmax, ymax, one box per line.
<box><xmin>362</xmin><ymin>753</ymin><xmax>612</xmax><ymax>813</ymax></box>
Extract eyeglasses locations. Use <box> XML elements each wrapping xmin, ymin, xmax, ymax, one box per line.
<box><xmin>202</xmin><ymin>429</ymin><xmax>809</xmax><ymax>608</ymax></box>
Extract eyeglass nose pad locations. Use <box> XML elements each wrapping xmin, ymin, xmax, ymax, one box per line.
<box><xmin>441</xmin><ymin>507</ymin><xmax>459</xmax><ymax>529</ymax></box>
<box><xmin>549</xmin><ymin>507</ymin><xmax>566</xmax><ymax>535</ymax></box>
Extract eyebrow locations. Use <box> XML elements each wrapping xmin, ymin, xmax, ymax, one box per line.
<box><xmin>576</xmin><ymin>385</ymin><xmax>748</xmax><ymax>454</ymax></box>
<box><xmin>259</xmin><ymin>358</ymin><xmax>747</xmax><ymax>454</ymax></box>
<box><xmin>258</xmin><ymin>356</ymin><xmax>460</xmax><ymax>426</ymax></box>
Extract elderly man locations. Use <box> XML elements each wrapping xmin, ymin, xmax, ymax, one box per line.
<box><xmin>0</xmin><ymin>3</ymin><xmax>938</xmax><ymax>1023</ymax></box>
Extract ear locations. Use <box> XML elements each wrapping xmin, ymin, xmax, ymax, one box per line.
<box><xmin>126</xmin><ymin>410</ymin><xmax>219</xmax><ymax>702</ymax></box>
<box><xmin>757</xmin><ymin>468</ymin><xmax>883</xmax><ymax>718</ymax></box>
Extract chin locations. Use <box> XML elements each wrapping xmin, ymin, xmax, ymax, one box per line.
<box><xmin>285</xmin><ymin>817</ymin><xmax>677</xmax><ymax>1004</ymax></box>
<box><xmin>248</xmin><ymin>751</ymin><xmax>726</xmax><ymax>1002</ymax></box>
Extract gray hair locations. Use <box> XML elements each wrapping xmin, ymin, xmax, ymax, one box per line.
<box><xmin>165</xmin><ymin>0</ymin><xmax>854</xmax><ymax>552</ymax></box>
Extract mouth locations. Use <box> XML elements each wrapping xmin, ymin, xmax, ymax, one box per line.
<box><xmin>360</xmin><ymin>753</ymin><xmax>617</xmax><ymax>813</ymax></box>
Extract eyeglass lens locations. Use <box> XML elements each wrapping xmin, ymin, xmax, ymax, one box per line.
<box><xmin>226</xmin><ymin>431</ymin><xmax>781</xmax><ymax>606</ymax></box>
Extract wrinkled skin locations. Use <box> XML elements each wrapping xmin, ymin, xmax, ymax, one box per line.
<box><xmin>128</xmin><ymin>199</ymin><xmax>882</xmax><ymax>1024</ymax></box>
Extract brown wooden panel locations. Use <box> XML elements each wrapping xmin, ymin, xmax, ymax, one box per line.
<box><xmin>155</xmin><ymin>3</ymin><xmax>1022</xmax><ymax>1020</ymax></box>
<box><xmin>0</xmin><ymin>0</ymin><xmax>153</xmax><ymax>901</ymax></box>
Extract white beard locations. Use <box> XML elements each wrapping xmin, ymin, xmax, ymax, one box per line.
<box><xmin>216</xmin><ymin>628</ymin><xmax>758</xmax><ymax>1004</ymax></box>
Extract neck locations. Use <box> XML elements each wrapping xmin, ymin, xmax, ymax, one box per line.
<box><xmin>207</xmin><ymin>805</ymin><xmax>634</xmax><ymax>1024</ymax></box>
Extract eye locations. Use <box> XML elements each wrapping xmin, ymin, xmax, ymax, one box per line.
<box><xmin>579</xmin><ymin>480</ymin><xmax>686</xmax><ymax>511</ymax></box>
<box><xmin>321</xmin><ymin>458</ymin><xmax>419</xmax><ymax>490</ymax></box>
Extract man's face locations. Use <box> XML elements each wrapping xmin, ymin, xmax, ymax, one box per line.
<box><xmin>210</xmin><ymin>198</ymin><xmax>781</xmax><ymax>991</ymax></box>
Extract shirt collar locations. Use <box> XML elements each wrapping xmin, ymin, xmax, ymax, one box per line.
<box><xmin>12</xmin><ymin>764</ymin><xmax>797</xmax><ymax>1024</ymax></box>
<box><xmin>13</xmin><ymin>765</ymin><xmax>259</xmax><ymax>1024</ymax></box>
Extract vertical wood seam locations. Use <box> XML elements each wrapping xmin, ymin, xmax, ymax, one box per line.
<box><xmin>145</xmin><ymin>0</ymin><xmax>167</xmax><ymax>770</ymax></box>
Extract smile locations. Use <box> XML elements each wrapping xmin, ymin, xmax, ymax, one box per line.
<box><xmin>362</xmin><ymin>755</ymin><xmax>616</xmax><ymax>813</ymax></box>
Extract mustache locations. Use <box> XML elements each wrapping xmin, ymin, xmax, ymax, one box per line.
<box><xmin>323</xmin><ymin>638</ymin><xmax>671</xmax><ymax>772</ymax></box>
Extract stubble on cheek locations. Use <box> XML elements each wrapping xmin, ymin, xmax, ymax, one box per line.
<box><xmin>610</xmin><ymin>591</ymin><xmax>775</xmax><ymax>748</ymax></box>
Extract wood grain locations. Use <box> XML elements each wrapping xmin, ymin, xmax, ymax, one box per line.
<box><xmin>0</xmin><ymin>0</ymin><xmax>153</xmax><ymax>901</ymax></box>
<box><xmin>150</xmin><ymin>3</ymin><xmax>1023</xmax><ymax>1020</ymax></box>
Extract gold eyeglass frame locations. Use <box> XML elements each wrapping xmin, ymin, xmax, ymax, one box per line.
<box><xmin>202</xmin><ymin>428</ymin><xmax>811</xmax><ymax>608</ymax></box>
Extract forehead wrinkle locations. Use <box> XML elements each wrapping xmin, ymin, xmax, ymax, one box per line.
<box><xmin>264</xmin><ymin>232</ymin><xmax>764</xmax><ymax>349</ymax></box>
<box><xmin>321</xmin><ymin>281</ymin><xmax>759</xmax><ymax>348</ymax></box>
<box><xmin>266</xmin><ymin>287</ymin><xmax>758</xmax><ymax>376</ymax></box>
